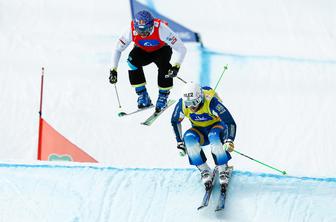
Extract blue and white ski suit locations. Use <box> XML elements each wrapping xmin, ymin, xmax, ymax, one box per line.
<box><xmin>171</xmin><ymin>87</ymin><xmax>236</xmax><ymax>166</ymax></box>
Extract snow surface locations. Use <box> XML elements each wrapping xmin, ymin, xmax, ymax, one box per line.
<box><xmin>1</xmin><ymin>0</ymin><xmax>336</xmax><ymax>221</ymax></box>
<box><xmin>1</xmin><ymin>163</ymin><xmax>336</xmax><ymax>222</ymax></box>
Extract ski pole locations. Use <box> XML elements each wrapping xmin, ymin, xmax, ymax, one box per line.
<box><xmin>169</xmin><ymin>65</ymin><xmax>227</xmax><ymax>86</ymax></box>
<box><xmin>114</xmin><ymin>84</ymin><xmax>122</xmax><ymax>108</ymax></box>
<box><xmin>213</xmin><ymin>65</ymin><xmax>228</xmax><ymax>91</ymax></box>
<box><xmin>178</xmin><ymin>64</ymin><xmax>228</xmax><ymax>87</ymax></box>
<box><xmin>165</xmin><ymin>73</ymin><xmax>188</xmax><ymax>84</ymax></box>
<box><xmin>177</xmin><ymin>76</ymin><xmax>187</xmax><ymax>84</ymax></box>
<box><xmin>233</xmin><ymin>149</ymin><xmax>287</xmax><ymax>175</ymax></box>
<box><xmin>113</xmin><ymin>84</ymin><xmax>126</xmax><ymax>117</ymax></box>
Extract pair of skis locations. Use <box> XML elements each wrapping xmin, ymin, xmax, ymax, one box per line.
<box><xmin>197</xmin><ymin>166</ymin><xmax>233</xmax><ymax>212</ymax></box>
<box><xmin>118</xmin><ymin>99</ymin><xmax>176</xmax><ymax>126</ymax></box>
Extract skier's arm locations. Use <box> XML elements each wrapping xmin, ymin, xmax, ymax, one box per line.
<box><xmin>171</xmin><ymin>99</ymin><xmax>185</xmax><ymax>142</ymax></box>
<box><xmin>159</xmin><ymin>23</ymin><xmax>187</xmax><ymax>66</ymax></box>
<box><xmin>111</xmin><ymin>28</ymin><xmax>132</xmax><ymax>70</ymax></box>
<box><xmin>210</xmin><ymin>97</ymin><xmax>236</xmax><ymax>141</ymax></box>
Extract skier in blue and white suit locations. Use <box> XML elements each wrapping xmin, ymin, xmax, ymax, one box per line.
<box><xmin>171</xmin><ymin>82</ymin><xmax>236</xmax><ymax>187</ymax></box>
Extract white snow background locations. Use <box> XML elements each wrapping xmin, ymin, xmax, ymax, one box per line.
<box><xmin>0</xmin><ymin>0</ymin><xmax>336</xmax><ymax>221</ymax></box>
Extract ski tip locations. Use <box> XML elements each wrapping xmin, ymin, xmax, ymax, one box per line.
<box><xmin>197</xmin><ymin>206</ymin><xmax>205</xmax><ymax>211</ymax></box>
<box><xmin>215</xmin><ymin>207</ymin><xmax>224</xmax><ymax>212</ymax></box>
<box><xmin>282</xmin><ymin>171</ymin><xmax>287</xmax><ymax>175</ymax></box>
<box><xmin>118</xmin><ymin>112</ymin><xmax>127</xmax><ymax>117</ymax></box>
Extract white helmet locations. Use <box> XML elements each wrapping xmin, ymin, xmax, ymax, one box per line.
<box><xmin>181</xmin><ymin>82</ymin><xmax>203</xmax><ymax>108</ymax></box>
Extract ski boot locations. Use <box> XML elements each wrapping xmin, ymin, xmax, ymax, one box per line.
<box><xmin>218</xmin><ymin>165</ymin><xmax>230</xmax><ymax>192</ymax></box>
<box><xmin>155</xmin><ymin>89</ymin><xmax>170</xmax><ymax>113</ymax></box>
<box><xmin>201</xmin><ymin>169</ymin><xmax>214</xmax><ymax>190</ymax></box>
<box><xmin>135</xmin><ymin>86</ymin><xmax>152</xmax><ymax>109</ymax></box>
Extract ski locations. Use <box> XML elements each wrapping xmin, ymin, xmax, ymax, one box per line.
<box><xmin>215</xmin><ymin>188</ymin><xmax>227</xmax><ymax>212</ymax></box>
<box><xmin>197</xmin><ymin>185</ymin><xmax>214</xmax><ymax>210</ymax></box>
<box><xmin>215</xmin><ymin>166</ymin><xmax>233</xmax><ymax>212</ymax></box>
<box><xmin>118</xmin><ymin>105</ymin><xmax>154</xmax><ymax>117</ymax></box>
<box><xmin>141</xmin><ymin>99</ymin><xmax>176</xmax><ymax>126</ymax></box>
<box><xmin>197</xmin><ymin>168</ymin><xmax>217</xmax><ymax>210</ymax></box>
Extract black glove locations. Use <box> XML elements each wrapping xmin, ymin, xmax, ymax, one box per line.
<box><xmin>166</xmin><ymin>64</ymin><xmax>180</xmax><ymax>78</ymax></box>
<box><xmin>109</xmin><ymin>69</ymin><xmax>118</xmax><ymax>84</ymax></box>
<box><xmin>177</xmin><ymin>142</ymin><xmax>186</xmax><ymax>156</ymax></box>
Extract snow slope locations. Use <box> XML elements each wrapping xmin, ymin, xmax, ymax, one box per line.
<box><xmin>1</xmin><ymin>163</ymin><xmax>336</xmax><ymax>222</ymax></box>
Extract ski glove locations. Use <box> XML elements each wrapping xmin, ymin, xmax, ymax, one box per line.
<box><xmin>177</xmin><ymin>141</ymin><xmax>186</xmax><ymax>156</ymax></box>
<box><xmin>109</xmin><ymin>68</ymin><xmax>118</xmax><ymax>84</ymax></box>
<box><xmin>166</xmin><ymin>64</ymin><xmax>180</xmax><ymax>78</ymax></box>
<box><xmin>224</xmin><ymin>140</ymin><xmax>235</xmax><ymax>152</ymax></box>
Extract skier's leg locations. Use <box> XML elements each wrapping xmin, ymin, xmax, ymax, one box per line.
<box><xmin>153</xmin><ymin>46</ymin><xmax>173</xmax><ymax>111</ymax></box>
<box><xmin>184</xmin><ymin>128</ymin><xmax>213</xmax><ymax>185</ymax></box>
<box><xmin>127</xmin><ymin>47</ymin><xmax>152</xmax><ymax>108</ymax></box>
<box><xmin>184</xmin><ymin>128</ymin><xmax>206</xmax><ymax>166</ymax></box>
<box><xmin>209</xmin><ymin>123</ymin><xmax>231</xmax><ymax>165</ymax></box>
<box><xmin>208</xmin><ymin>123</ymin><xmax>232</xmax><ymax>185</ymax></box>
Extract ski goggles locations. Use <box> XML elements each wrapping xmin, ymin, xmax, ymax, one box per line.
<box><xmin>135</xmin><ymin>22</ymin><xmax>153</xmax><ymax>37</ymax></box>
<box><xmin>184</xmin><ymin>96</ymin><xmax>203</xmax><ymax>108</ymax></box>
